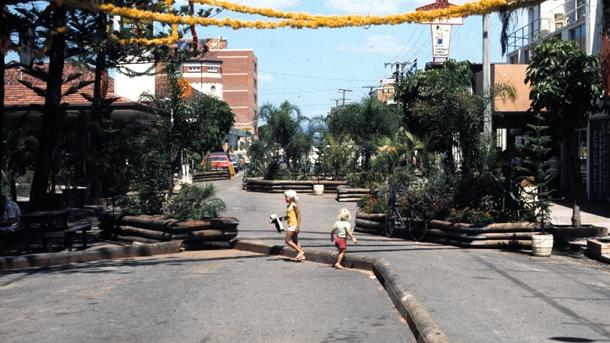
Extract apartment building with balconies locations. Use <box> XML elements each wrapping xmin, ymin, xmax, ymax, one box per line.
<box><xmin>498</xmin><ymin>0</ymin><xmax>609</xmax><ymax>201</ymax></box>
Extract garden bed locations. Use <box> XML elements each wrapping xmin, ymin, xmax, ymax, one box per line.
<box><xmin>336</xmin><ymin>186</ymin><xmax>369</xmax><ymax>202</ymax></box>
<box><xmin>354</xmin><ymin>211</ymin><xmax>540</xmax><ymax>249</ymax></box>
<box><xmin>100</xmin><ymin>214</ymin><xmax>238</xmax><ymax>246</ymax></box>
<box><xmin>192</xmin><ymin>170</ymin><xmax>231</xmax><ymax>182</ymax></box>
<box><xmin>243</xmin><ymin>177</ymin><xmax>347</xmax><ymax>193</ymax></box>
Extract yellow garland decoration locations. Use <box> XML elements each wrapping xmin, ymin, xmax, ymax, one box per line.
<box><xmin>94</xmin><ymin>0</ymin><xmax>543</xmax><ymax>29</ymax></box>
<box><xmin>118</xmin><ymin>23</ymin><xmax>179</xmax><ymax>45</ymax></box>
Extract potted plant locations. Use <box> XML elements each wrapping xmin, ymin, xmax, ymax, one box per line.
<box><xmin>519</xmin><ymin>113</ymin><xmax>555</xmax><ymax>257</ymax></box>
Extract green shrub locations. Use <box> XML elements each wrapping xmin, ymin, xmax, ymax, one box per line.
<box><xmin>447</xmin><ymin>207</ymin><xmax>494</xmax><ymax>226</ymax></box>
<box><xmin>166</xmin><ymin>184</ymin><xmax>226</xmax><ymax>220</ymax></box>
<box><xmin>357</xmin><ymin>194</ymin><xmax>388</xmax><ymax>214</ymax></box>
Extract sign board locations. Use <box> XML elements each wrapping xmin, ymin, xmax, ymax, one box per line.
<box><xmin>589</xmin><ymin>119</ymin><xmax>610</xmax><ymax>200</ymax></box>
<box><xmin>432</xmin><ymin>24</ymin><xmax>452</xmax><ymax>63</ymax></box>
<box><xmin>416</xmin><ymin>0</ymin><xmax>463</xmax><ymax>63</ymax></box>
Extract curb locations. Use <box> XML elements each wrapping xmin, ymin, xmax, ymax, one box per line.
<box><xmin>233</xmin><ymin>239</ymin><xmax>449</xmax><ymax>343</ymax></box>
<box><xmin>0</xmin><ymin>241</ymin><xmax>183</xmax><ymax>271</ymax></box>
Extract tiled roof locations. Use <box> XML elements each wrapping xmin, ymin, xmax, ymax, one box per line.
<box><xmin>4</xmin><ymin>63</ymin><xmax>137</xmax><ymax>108</ymax></box>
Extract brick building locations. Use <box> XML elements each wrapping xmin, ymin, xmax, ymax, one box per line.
<box><xmin>115</xmin><ymin>38</ymin><xmax>258</xmax><ymax>135</ymax></box>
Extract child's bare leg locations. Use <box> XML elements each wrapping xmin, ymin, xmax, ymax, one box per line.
<box><xmin>285</xmin><ymin>232</ymin><xmax>304</xmax><ymax>256</ymax></box>
<box><xmin>292</xmin><ymin>232</ymin><xmax>302</xmax><ymax>249</ymax></box>
<box><xmin>335</xmin><ymin>249</ymin><xmax>346</xmax><ymax>269</ymax></box>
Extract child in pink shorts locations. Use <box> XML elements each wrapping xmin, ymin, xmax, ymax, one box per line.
<box><xmin>330</xmin><ymin>208</ymin><xmax>358</xmax><ymax>269</ymax></box>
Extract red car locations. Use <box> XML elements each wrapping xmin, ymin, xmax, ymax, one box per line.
<box><xmin>205</xmin><ymin>153</ymin><xmax>231</xmax><ymax>170</ymax></box>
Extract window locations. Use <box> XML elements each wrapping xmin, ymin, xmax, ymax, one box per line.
<box><xmin>253</xmin><ymin>92</ymin><xmax>257</xmax><ymax>103</ymax></box>
<box><xmin>187</xmin><ymin>66</ymin><xmax>201</xmax><ymax>72</ymax></box>
<box><xmin>509</xmin><ymin>54</ymin><xmax>519</xmax><ymax>64</ymax></box>
<box><xmin>253</xmin><ymin>77</ymin><xmax>257</xmax><ymax>88</ymax></box>
<box><xmin>208</xmin><ymin>67</ymin><xmax>219</xmax><ymax>73</ymax></box>
<box><xmin>570</xmin><ymin>24</ymin><xmax>586</xmax><ymax>50</ymax></box>
<box><xmin>524</xmin><ymin>49</ymin><xmax>531</xmax><ymax>64</ymax></box>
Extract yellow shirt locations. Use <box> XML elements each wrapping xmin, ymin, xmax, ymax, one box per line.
<box><xmin>286</xmin><ymin>203</ymin><xmax>298</xmax><ymax>227</ymax></box>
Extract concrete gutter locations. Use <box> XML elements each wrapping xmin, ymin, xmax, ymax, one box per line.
<box><xmin>0</xmin><ymin>241</ymin><xmax>182</xmax><ymax>271</ymax></box>
<box><xmin>233</xmin><ymin>240</ymin><xmax>449</xmax><ymax>343</ymax></box>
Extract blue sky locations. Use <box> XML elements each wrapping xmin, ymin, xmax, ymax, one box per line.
<box><xmin>6</xmin><ymin>0</ymin><xmax>512</xmax><ymax>118</ymax></box>
<box><xmin>188</xmin><ymin>0</ymin><xmax>510</xmax><ymax>118</ymax></box>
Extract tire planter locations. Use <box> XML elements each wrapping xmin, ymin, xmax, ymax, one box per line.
<box><xmin>531</xmin><ymin>233</ymin><xmax>554</xmax><ymax>257</ymax></box>
<box><xmin>100</xmin><ymin>214</ymin><xmax>238</xmax><ymax>246</ymax></box>
<box><xmin>243</xmin><ymin>177</ymin><xmax>347</xmax><ymax>193</ymax></box>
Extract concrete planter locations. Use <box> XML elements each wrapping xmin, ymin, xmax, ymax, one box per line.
<box><xmin>313</xmin><ymin>184</ymin><xmax>324</xmax><ymax>195</ymax></box>
<box><xmin>532</xmin><ymin>233</ymin><xmax>554</xmax><ymax>257</ymax></box>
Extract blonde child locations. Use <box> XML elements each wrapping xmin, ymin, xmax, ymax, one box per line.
<box><xmin>330</xmin><ymin>208</ymin><xmax>357</xmax><ymax>269</ymax></box>
<box><xmin>284</xmin><ymin>190</ymin><xmax>305</xmax><ymax>261</ymax></box>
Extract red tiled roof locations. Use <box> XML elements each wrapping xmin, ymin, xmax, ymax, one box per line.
<box><xmin>4</xmin><ymin>63</ymin><xmax>136</xmax><ymax>108</ymax></box>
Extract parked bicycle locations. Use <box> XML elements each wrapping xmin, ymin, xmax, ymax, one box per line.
<box><xmin>384</xmin><ymin>186</ymin><xmax>429</xmax><ymax>241</ymax></box>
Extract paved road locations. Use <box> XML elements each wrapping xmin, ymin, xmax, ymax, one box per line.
<box><xmin>0</xmin><ymin>250</ymin><xmax>412</xmax><ymax>343</ymax></box>
<box><xmin>216</xmin><ymin>176</ymin><xmax>610</xmax><ymax>343</ymax></box>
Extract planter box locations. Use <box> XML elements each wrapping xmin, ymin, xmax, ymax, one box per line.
<box><xmin>548</xmin><ymin>225</ymin><xmax>608</xmax><ymax>244</ymax></box>
<box><xmin>586</xmin><ymin>238</ymin><xmax>610</xmax><ymax>258</ymax></box>
<box><xmin>336</xmin><ymin>186</ymin><xmax>369</xmax><ymax>202</ymax></box>
<box><xmin>354</xmin><ymin>211</ymin><xmax>538</xmax><ymax>249</ymax></box>
<box><xmin>243</xmin><ymin>177</ymin><xmax>347</xmax><ymax>193</ymax></box>
<box><xmin>193</xmin><ymin>170</ymin><xmax>231</xmax><ymax>182</ymax></box>
<box><xmin>100</xmin><ymin>214</ymin><xmax>239</xmax><ymax>245</ymax></box>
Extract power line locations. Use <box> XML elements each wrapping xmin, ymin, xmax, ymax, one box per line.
<box><xmin>260</xmin><ymin>71</ymin><xmax>370</xmax><ymax>82</ymax></box>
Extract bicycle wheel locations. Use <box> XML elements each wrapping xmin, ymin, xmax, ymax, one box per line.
<box><xmin>384</xmin><ymin>211</ymin><xmax>397</xmax><ymax>238</ymax></box>
<box><xmin>407</xmin><ymin>208</ymin><xmax>429</xmax><ymax>241</ymax></box>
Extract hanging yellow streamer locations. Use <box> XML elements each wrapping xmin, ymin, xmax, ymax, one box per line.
<box><xmin>116</xmin><ymin>0</ymin><xmax>179</xmax><ymax>45</ymax></box>
<box><xmin>95</xmin><ymin>0</ymin><xmax>541</xmax><ymax>29</ymax></box>
<box><xmin>57</xmin><ymin>0</ymin><xmax>543</xmax><ymax>45</ymax></box>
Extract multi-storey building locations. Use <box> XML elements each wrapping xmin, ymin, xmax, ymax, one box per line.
<box><xmin>115</xmin><ymin>38</ymin><xmax>258</xmax><ymax>136</ymax></box>
<box><xmin>497</xmin><ymin>0</ymin><xmax>609</xmax><ymax>201</ymax></box>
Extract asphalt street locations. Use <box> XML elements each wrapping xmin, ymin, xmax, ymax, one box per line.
<box><xmin>0</xmin><ymin>250</ymin><xmax>412</xmax><ymax>343</ymax></box>
<box><xmin>218</xmin><ymin>175</ymin><xmax>610</xmax><ymax>343</ymax></box>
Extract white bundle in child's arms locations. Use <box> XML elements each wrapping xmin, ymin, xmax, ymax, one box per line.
<box><xmin>269</xmin><ymin>214</ymin><xmax>283</xmax><ymax>233</ymax></box>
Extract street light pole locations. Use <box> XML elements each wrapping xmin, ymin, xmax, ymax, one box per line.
<box><xmin>482</xmin><ymin>14</ymin><xmax>492</xmax><ymax>135</ymax></box>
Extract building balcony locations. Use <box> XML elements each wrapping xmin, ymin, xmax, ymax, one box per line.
<box><xmin>507</xmin><ymin>0</ymin><xmax>586</xmax><ymax>53</ymax></box>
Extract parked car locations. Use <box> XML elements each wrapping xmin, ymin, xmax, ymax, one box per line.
<box><xmin>203</xmin><ymin>152</ymin><xmax>235</xmax><ymax>177</ymax></box>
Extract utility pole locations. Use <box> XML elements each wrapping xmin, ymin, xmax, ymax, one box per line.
<box><xmin>482</xmin><ymin>14</ymin><xmax>492</xmax><ymax>135</ymax></box>
<box><xmin>362</xmin><ymin>85</ymin><xmax>377</xmax><ymax>97</ymax></box>
<box><xmin>384</xmin><ymin>61</ymin><xmax>408</xmax><ymax>86</ymax></box>
<box><xmin>337</xmin><ymin>88</ymin><xmax>352</xmax><ymax>106</ymax></box>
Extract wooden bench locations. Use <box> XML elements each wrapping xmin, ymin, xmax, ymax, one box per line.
<box><xmin>64</xmin><ymin>222</ymin><xmax>93</xmax><ymax>251</ymax></box>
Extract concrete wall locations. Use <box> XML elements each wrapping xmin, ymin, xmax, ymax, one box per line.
<box><xmin>492</xmin><ymin>64</ymin><xmax>531</xmax><ymax>112</ymax></box>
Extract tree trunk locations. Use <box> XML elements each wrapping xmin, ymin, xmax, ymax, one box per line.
<box><xmin>167</xmin><ymin>151</ymin><xmax>181</xmax><ymax>199</ymax></box>
<box><xmin>566</xmin><ymin>132</ymin><xmax>582</xmax><ymax>228</ymax></box>
<box><xmin>88</xmin><ymin>13</ymin><xmax>108</xmax><ymax>202</ymax></box>
<box><xmin>9</xmin><ymin>173</ymin><xmax>16</xmax><ymax>202</ymax></box>
<box><xmin>29</xmin><ymin>4</ymin><xmax>66</xmax><ymax>211</ymax></box>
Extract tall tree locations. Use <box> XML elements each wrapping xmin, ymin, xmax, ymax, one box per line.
<box><xmin>327</xmin><ymin>97</ymin><xmax>401</xmax><ymax>174</ymax></box>
<box><xmin>140</xmin><ymin>63</ymin><xmax>234</xmax><ymax>198</ymax></box>
<box><xmin>395</xmin><ymin>61</ymin><xmax>483</xmax><ymax>175</ymax></box>
<box><xmin>525</xmin><ymin>38</ymin><xmax>604</xmax><ymax>227</ymax></box>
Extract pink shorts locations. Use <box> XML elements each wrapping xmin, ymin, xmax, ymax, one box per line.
<box><xmin>335</xmin><ymin>237</ymin><xmax>347</xmax><ymax>250</ymax></box>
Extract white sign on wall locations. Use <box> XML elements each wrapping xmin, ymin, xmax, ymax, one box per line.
<box><xmin>432</xmin><ymin>24</ymin><xmax>452</xmax><ymax>63</ymax></box>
